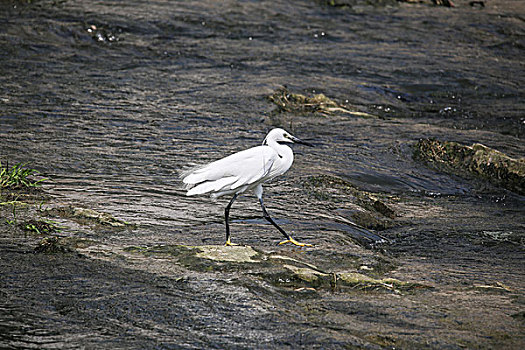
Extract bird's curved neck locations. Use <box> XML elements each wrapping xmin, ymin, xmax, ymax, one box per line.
<box><xmin>266</xmin><ymin>139</ymin><xmax>293</xmax><ymax>160</ymax></box>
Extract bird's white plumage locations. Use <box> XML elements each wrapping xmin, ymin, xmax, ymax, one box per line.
<box><xmin>181</xmin><ymin>128</ymin><xmax>313</xmax><ymax>247</ymax></box>
<box><xmin>182</xmin><ymin>128</ymin><xmax>295</xmax><ymax>198</ymax></box>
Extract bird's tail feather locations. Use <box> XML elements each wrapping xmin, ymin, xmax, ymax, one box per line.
<box><xmin>178</xmin><ymin>164</ymin><xmax>207</xmax><ymax>189</ymax></box>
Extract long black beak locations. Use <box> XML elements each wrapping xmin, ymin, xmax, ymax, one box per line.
<box><xmin>291</xmin><ymin>136</ymin><xmax>314</xmax><ymax>147</ymax></box>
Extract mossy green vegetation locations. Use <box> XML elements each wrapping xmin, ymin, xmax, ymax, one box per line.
<box><xmin>0</xmin><ymin>161</ymin><xmax>46</xmax><ymax>189</ymax></box>
<box><xmin>21</xmin><ymin>219</ymin><xmax>61</xmax><ymax>235</ymax></box>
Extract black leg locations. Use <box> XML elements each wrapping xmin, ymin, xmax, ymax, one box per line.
<box><xmin>258</xmin><ymin>197</ymin><xmax>313</xmax><ymax>247</ymax></box>
<box><xmin>258</xmin><ymin>197</ymin><xmax>292</xmax><ymax>241</ymax></box>
<box><xmin>224</xmin><ymin>193</ymin><xmax>238</xmax><ymax>245</ymax></box>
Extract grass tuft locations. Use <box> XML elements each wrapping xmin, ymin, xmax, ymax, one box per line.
<box><xmin>21</xmin><ymin>219</ymin><xmax>61</xmax><ymax>235</ymax></box>
<box><xmin>0</xmin><ymin>161</ymin><xmax>47</xmax><ymax>189</ymax></box>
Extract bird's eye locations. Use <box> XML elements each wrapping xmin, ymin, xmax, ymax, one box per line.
<box><xmin>283</xmin><ymin>133</ymin><xmax>288</xmax><ymax>138</ymax></box>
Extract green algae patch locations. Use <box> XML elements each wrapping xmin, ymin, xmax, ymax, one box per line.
<box><xmin>414</xmin><ymin>139</ymin><xmax>525</xmax><ymax>195</ymax></box>
<box><xmin>268</xmin><ymin>87</ymin><xmax>377</xmax><ymax>118</ymax></box>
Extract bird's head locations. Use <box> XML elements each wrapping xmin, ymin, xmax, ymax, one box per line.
<box><xmin>263</xmin><ymin>128</ymin><xmax>313</xmax><ymax>146</ymax></box>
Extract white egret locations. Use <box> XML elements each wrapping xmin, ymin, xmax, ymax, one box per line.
<box><xmin>182</xmin><ymin>128</ymin><xmax>313</xmax><ymax>247</ymax></box>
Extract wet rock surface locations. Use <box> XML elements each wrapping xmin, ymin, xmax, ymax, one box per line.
<box><xmin>269</xmin><ymin>87</ymin><xmax>376</xmax><ymax>118</ymax></box>
<box><xmin>121</xmin><ymin>244</ymin><xmax>428</xmax><ymax>292</ymax></box>
<box><xmin>1</xmin><ymin>0</ymin><xmax>524</xmax><ymax>348</ymax></box>
<box><xmin>34</xmin><ymin>236</ymin><xmax>73</xmax><ymax>254</ymax></box>
<box><xmin>414</xmin><ymin>139</ymin><xmax>525</xmax><ymax>195</ymax></box>
<box><xmin>47</xmin><ymin>206</ymin><xmax>134</xmax><ymax>228</ymax></box>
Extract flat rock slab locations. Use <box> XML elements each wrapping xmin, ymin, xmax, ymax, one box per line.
<box><xmin>123</xmin><ymin>244</ymin><xmax>429</xmax><ymax>292</ymax></box>
<box><xmin>195</xmin><ymin>245</ymin><xmax>260</xmax><ymax>262</ymax></box>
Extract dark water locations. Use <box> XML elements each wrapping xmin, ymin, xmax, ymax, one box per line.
<box><xmin>1</xmin><ymin>0</ymin><xmax>524</xmax><ymax>348</ymax></box>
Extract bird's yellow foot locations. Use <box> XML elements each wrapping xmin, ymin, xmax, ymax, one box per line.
<box><xmin>225</xmin><ymin>239</ymin><xmax>239</xmax><ymax>246</ymax></box>
<box><xmin>278</xmin><ymin>238</ymin><xmax>313</xmax><ymax>247</ymax></box>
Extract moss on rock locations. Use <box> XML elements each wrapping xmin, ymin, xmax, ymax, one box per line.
<box><xmin>414</xmin><ymin>139</ymin><xmax>525</xmax><ymax>195</ymax></box>
<box><xmin>268</xmin><ymin>87</ymin><xmax>376</xmax><ymax>118</ymax></box>
<box><xmin>123</xmin><ymin>244</ymin><xmax>427</xmax><ymax>292</ymax></box>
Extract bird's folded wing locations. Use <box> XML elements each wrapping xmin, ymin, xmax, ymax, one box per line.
<box><xmin>229</xmin><ymin>156</ymin><xmax>274</xmax><ymax>190</ymax></box>
<box><xmin>183</xmin><ymin>146</ymin><xmax>278</xmax><ymax>193</ymax></box>
<box><xmin>186</xmin><ymin>176</ymin><xmax>237</xmax><ymax>196</ymax></box>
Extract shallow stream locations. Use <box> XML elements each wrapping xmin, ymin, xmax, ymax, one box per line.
<box><xmin>1</xmin><ymin>0</ymin><xmax>524</xmax><ymax>348</ymax></box>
